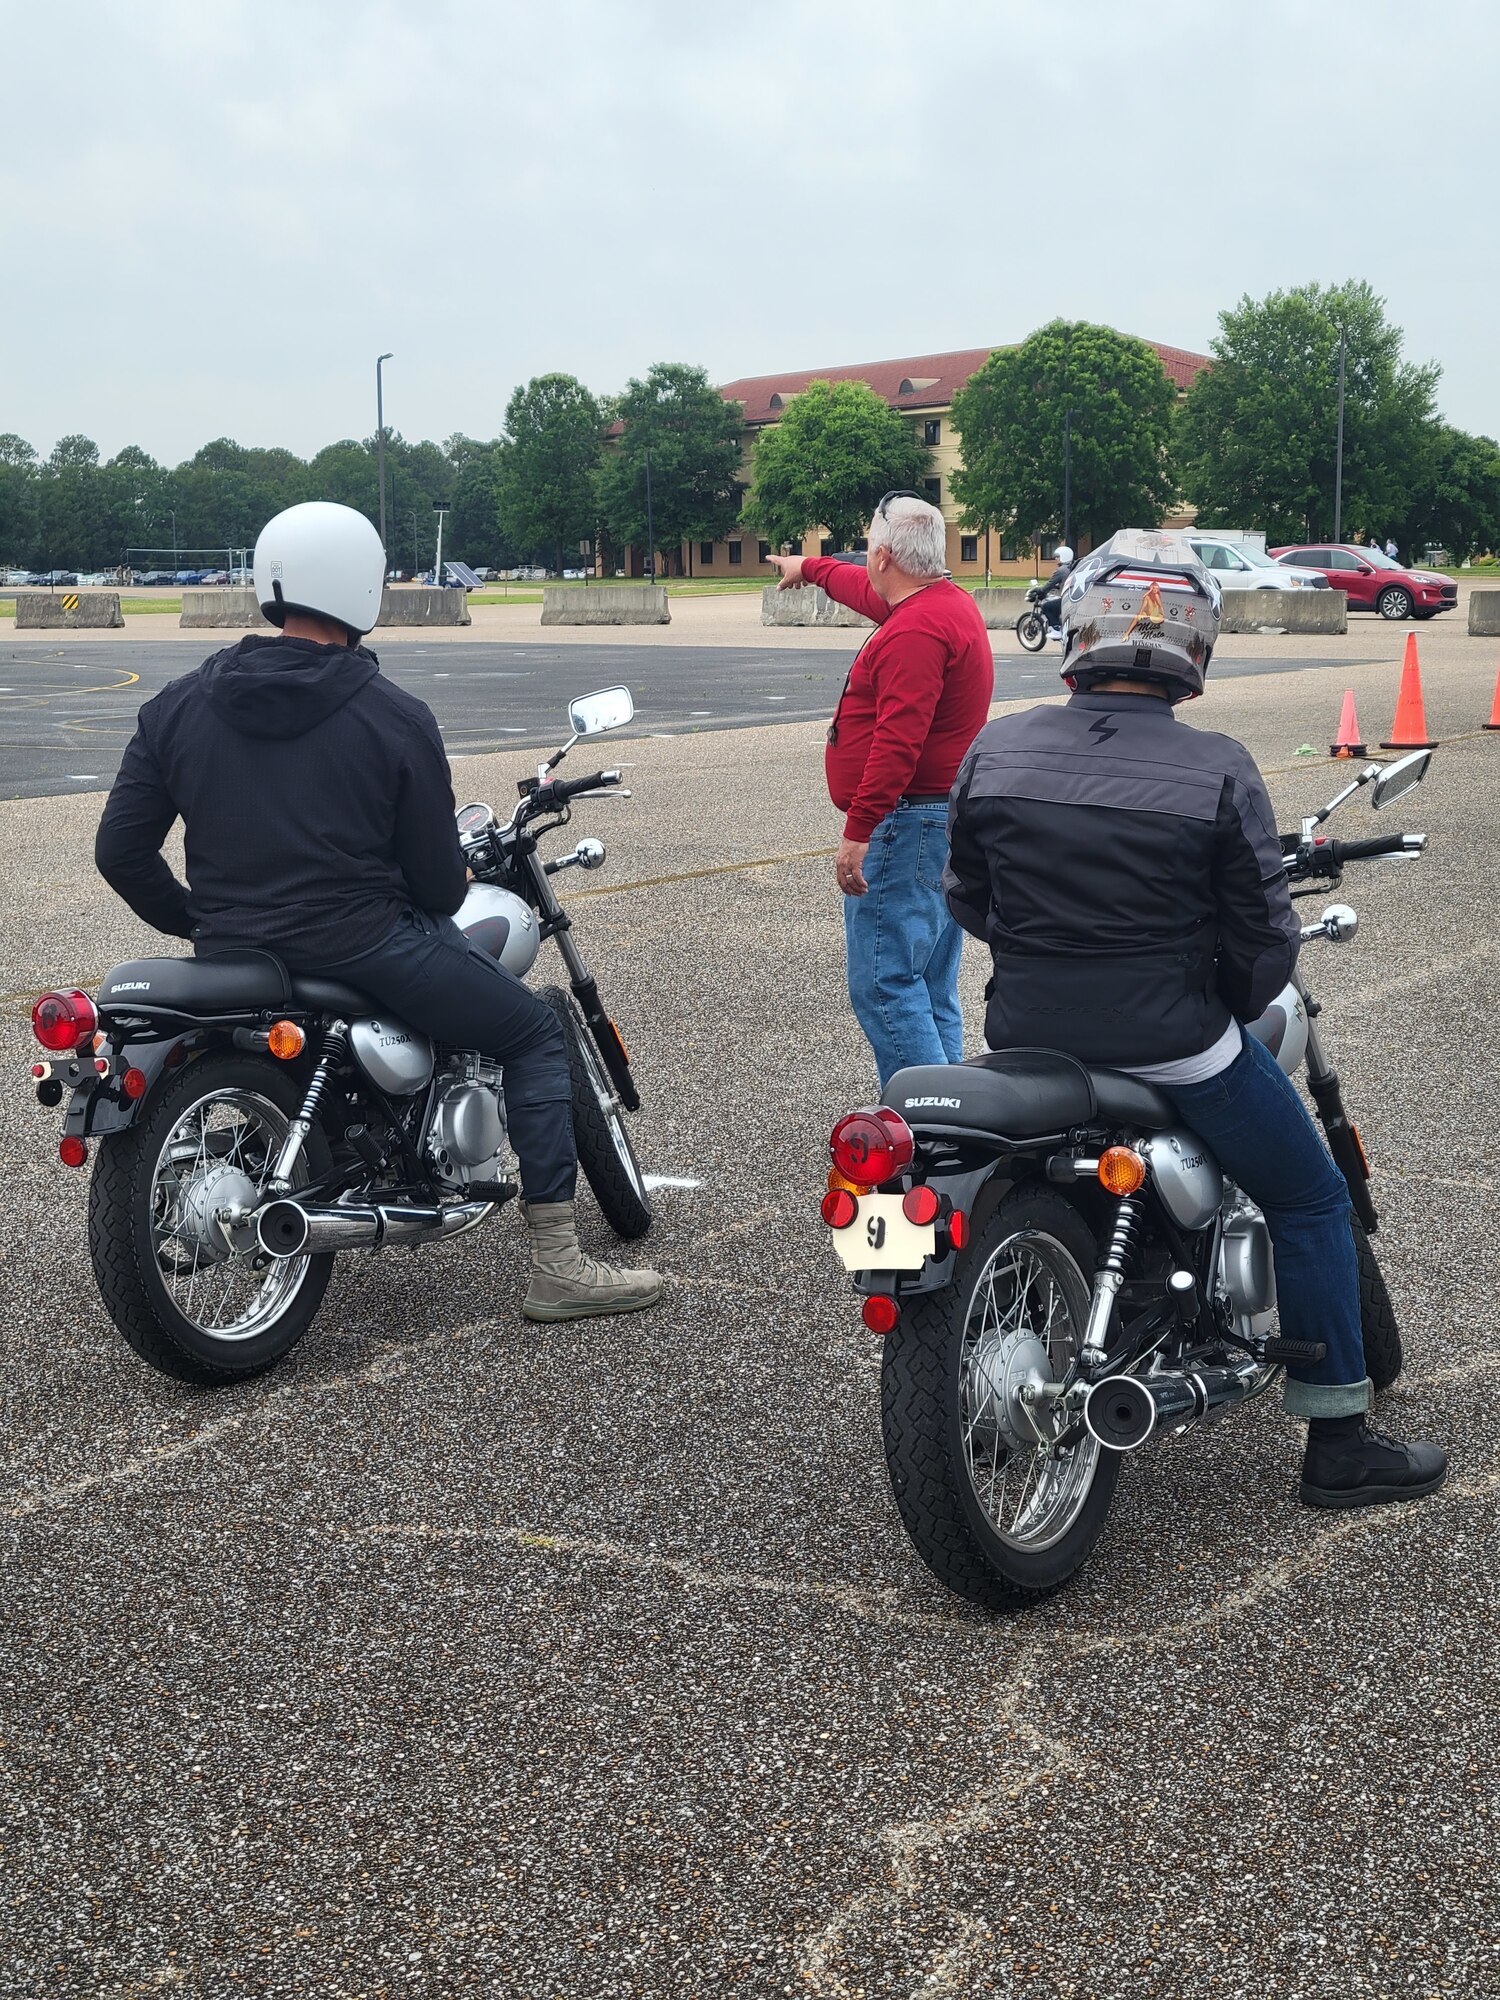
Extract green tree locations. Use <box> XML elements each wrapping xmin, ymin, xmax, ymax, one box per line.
<box><xmin>1394</xmin><ymin>424</ymin><xmax>1500</xmax><ymax>563</ymax></box>
<box><xmin>1176</xmin><ymin>281</ymin><xmax>1440</xmax><ymax>545</ymax></box>
<box><xmin>491</xmin><ymin>374</ymin><xmax>603</xmax><ymax>576</ymax></box>
<box><xmin>445</xmin><ymin>433</ymin><xmax>509</xmax><ymax>567</ymax></box>
<box><xmin>37</xmin><ymin>435</ymin><xmax>115</xmax><ymax>569</ymax></box>
<box><xmin>950</xmin><ymin>322</ymin><xmax>1177</xmax><ymax>549</ymax></box>
<box><xmin>595</xmin><ymin>362</ymin><xmax>743</xmax><ymax>575</ymax></box>
<box><xmin>743</xmin><ymin>378</ymin><xmax>931</xmax><ymax>550</ymax></box>
<box><xmin>0</xmin><ymin>434</ymin><xmax>39</xmax><ymax>568</ymax></box>
<box><xmin>103</xmin><ymin>446</ymin><xmax>172</xmax><ymax>564</ymax></box>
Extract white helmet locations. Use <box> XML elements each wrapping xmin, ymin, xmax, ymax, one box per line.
<box><xmin>1054</xmin><ymin>544</ymin><xmax>1075</xmax><ymax>565</ymax></box>
<box><xmin>253</xmin><ymin>501</ymin><xmax>385</xmax><ymax>639</ymax></box>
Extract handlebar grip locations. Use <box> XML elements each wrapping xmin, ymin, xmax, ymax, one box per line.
<box><xmin>1327</xmin><ymin>832</ymin><xmax>1413</xmax><ymax>863</ymax></box>
<box><xmin>551</xmin><ymin>770</ymin><xmax>616</xmax><ymax>804</ymax></box>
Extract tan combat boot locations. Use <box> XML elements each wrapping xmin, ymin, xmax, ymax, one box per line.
<box><xmin>521</xmin><ymin>1200</ymin><xmax>662</xmax><ymax>1322</ymax></box>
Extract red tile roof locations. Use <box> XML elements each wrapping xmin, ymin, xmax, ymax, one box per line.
<box><xmin>718</xmin><ymin>337</ymin><xmax>1210</xmax><ymax>425</ymax></box>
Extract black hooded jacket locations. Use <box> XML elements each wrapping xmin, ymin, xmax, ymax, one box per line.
<box><xmin>95</xmin><ymin>634</ymin><xmax>467</xmax><ymax>966</ymax></box>
<box><xmin>944</xmin><ymin>690</ymin><xmax>1301</xmax><ymax>1066</ymax></box>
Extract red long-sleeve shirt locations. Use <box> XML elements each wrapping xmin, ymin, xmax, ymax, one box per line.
<box><xmin>807</xmin><ymin>557</ymin><xmax>995</xmax><ymax>842</ymax></box>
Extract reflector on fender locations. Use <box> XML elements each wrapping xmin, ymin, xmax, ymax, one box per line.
<box><xmin>902</xmin><ymin>1185</ymin><xmax>941</xmax><ymax>1226</ymax></box>
<box><xmin>59</xmin><ymin>1136</ymin><xmax>87</xmax><ymax>1168</ymax></box>
<box><xmin>821</xmin><ymin>1188</ymin><xmax>858</xmax><ymax>1230</ymax></box>
<box><xmin>862</xmin><ymin>1295</ymin><xmax>900</xmax><ymax>1335</ymax></box>
<box><xmin>948</xmin><ymin>1209</ymin><xmax>969</xmax><ymax>1251</ymax></box>
<box><xmin>1098</xmin><ymin>1146</ymin><xmax>1147</xmax><ymax>1196</ymax></box>
<box><xmin>1350</xmin><ymin>1124</ymin><xmax>1371</xmax><ymax>1178</ymax></box>
<box><xmin>121</xmin><ymin>1067</ymin><xmax>148</xmax><ymax>1100</ymax></box>
<box><xmin>267</xmin><ymin>1020</ymin><xmax>306</xmax><ymax>1061</ymax></box>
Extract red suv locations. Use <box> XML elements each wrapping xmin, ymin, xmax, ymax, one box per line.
<box><xmin>1268</xmin><ymin>544</ymin><xmax>1457</xmax><ymax>620</ymax></box>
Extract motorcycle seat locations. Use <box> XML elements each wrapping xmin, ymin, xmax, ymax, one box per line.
<box><xmin>884</xmin><ymin>1048</ymin><xmax>1175</xmax><ymax>1140</ymax></box>
<box><xmin>98</xmin><ymin>953</ymin><xmax>374</xmax><ymax>1020</ymax></box>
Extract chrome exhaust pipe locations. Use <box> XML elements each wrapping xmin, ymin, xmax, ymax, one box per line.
<box><xmin>257</xmin><ymin>1198</ymin><xmax>494</xmax><ymax>1258</ymax></box>
<box><xmin>1083</xmin><ymin>1358</ymin><xmax>1263</xmax><ymax>1452</ymax></box>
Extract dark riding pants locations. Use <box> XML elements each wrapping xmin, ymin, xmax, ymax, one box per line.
<box><xmin>311</xmin><ymin>907</ymin><xmax>577</xmax><ymax>1204</ymax></box>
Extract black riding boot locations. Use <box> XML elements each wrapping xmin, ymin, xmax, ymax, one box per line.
<box><xmin>1299</xmin><ymin>1414</ymin><xmax>1448</xmax><ymax>1510</ymax></box>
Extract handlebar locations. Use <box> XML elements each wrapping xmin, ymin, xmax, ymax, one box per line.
<box><xmin>549</xmin><ymin>769</ymin><xmax>619</xmax><ymax>805</ymax></box>
<box><xmin>1288</xmin><ymin>830</ymin><xmax>1425</xmax><ymax>877</ymax></box>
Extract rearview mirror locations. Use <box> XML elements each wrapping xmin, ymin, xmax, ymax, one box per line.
<box><xmin>569</xmin><ymin>686</ymin><xmax>633</xmax><ymax>737</ymax></box>
<box><xmin>1370</xmin><ymin>748</ymin><xmax>1431</xmax><ymax>810</ymax></box>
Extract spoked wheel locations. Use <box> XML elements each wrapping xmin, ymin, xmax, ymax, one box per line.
<box><xmin>881</xmin><ymin>1187</ymin><xmax>1119</xmax><ymax>1609</ymax></box>
<box><xmin>89</xmin><ymin>1053</ymin><xmax>333</xmax><ymax>1384</ymax></box>
<box><xmin>538</xmin><ymin>987</ymin><xmax>653</xmax><ymax>1240</ymax></box>
<box><xmin>1015</xmin><ymin>609</ymin><xmax>1047</xmax><ymax>653</ymax></box>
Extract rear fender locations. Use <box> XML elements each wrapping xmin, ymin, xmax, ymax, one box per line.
<box><xmin>853</xmin><ymin>1158</ymin><xmax>1017</xmax><ymax>1300</ymax></box>
<box><xmin>68</xmin><ymin>1029</ymin><xmax>203</xmax><ymax>1139</ymax></box>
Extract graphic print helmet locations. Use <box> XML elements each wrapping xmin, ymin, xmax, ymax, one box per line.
<box><xmin>1060</xmin><ymin>528</ymin><xmax>1222</xmax><ymax>701</ymax></box>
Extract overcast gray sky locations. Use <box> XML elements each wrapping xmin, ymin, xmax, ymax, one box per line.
<box><xmin>3</xmin><ymin>0</ymin><xmax>1496</xmax><ymax>464</ymax></box>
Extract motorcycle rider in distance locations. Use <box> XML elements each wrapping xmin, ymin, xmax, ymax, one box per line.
<box><xmin>1036</xmin><ymin>541</ymin><xmax>1074</xmax><ymax>636</ymax></box>
<box><xmin>94</xmin><ymin>501</ymin><xmax>660</xmax><ymax>1325</ymax></box>
<box><xmin>944</xmin><ymin>528</ymin><xmax>1445</xmax><ymax>1508</ymax></box>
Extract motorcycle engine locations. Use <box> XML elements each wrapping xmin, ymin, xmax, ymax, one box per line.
<box><xmin>1216</xmin><ymin>1189</ymin><xmax>1277</xmax><ymax>1343</ymax></box>
<box><xmin>427</xmin><ymin>1059</ymin><xmax>509</xmax><ymax>1190</ymax></box>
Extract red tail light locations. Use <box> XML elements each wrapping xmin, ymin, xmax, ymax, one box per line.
<box><xmin>830</xmin><ymin>1107</ymin><xmax>914</xmax><ymax>1188</ymax></box>
<box><xmin>32</xmin><ymin>990</ymin><xmax>98</xmax><ymax>1052</ymax></box>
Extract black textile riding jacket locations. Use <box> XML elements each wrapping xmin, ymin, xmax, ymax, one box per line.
<box><xmin>944</xmin><ymin>689</ymin><xmax>1301</xmax><ymax>1066</ymax></box>
<box><xmin>94</xmin><ymin>634</ymin><xmax>467</xmax><ymax>967</ymax></box>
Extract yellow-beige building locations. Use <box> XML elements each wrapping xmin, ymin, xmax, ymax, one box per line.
<box><xmin>635</xmin><ymin>338</ymin><xmax>1209</xmax><ymax>582</ymax></box>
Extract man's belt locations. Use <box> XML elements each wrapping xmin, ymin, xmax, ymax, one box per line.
<box><xmin>897</xmin><ymin>792</ymin><xmax>949</xmax><ymax>807</ymax></box>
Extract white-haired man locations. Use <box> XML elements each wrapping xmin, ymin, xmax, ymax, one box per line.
<box><xmin>767</xmin><ymin>492</ymin><xmax>992</xmax><ymax>1087</ymax></box>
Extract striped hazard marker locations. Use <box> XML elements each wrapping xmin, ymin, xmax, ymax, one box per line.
<box><xmin>61</xmin><ymin>593</ymin><xmax>80</xmax><ymax>613</ymax></box>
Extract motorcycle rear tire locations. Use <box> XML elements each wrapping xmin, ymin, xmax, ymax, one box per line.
<box><xmin>1351</xmin><ymin>1215</ymin><xmax>1402</xmax><ymax>1394</ymax></box>
<box><xmin>1016</xmin><ymin>610</ymin><xmax>1047</xmax><ymax>654</ymax></box>
<box><xmin>88</xmin><ymin>1052</ymin><xmax>334</xmax><ymax>1385</ymax></box>
<box><xmin>539</xmin><ymin>986</ymin><xmax>654</xmax><ymax>1240</ymax></box>
<box><xmin>880</xmin><ymin>1187</ymin><xmax>1119</xmax><ymax>1611</ymax></box>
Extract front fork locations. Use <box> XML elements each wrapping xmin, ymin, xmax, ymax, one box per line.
<box><xmin>1298</xmin><ymin>978</ymin><xmax>1378</xmax><ymax>1233</ymax></box>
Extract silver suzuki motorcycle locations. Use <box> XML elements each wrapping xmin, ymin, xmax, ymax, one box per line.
<box><xmin>29</xmin><ymin>687</ymin><xmax>652</xmax><ymax>1385</ymax></box>
<box><xmin>823</xmin><ymin>749</ymin><xmax>1432</xmax><ymax>1609</ymax></box>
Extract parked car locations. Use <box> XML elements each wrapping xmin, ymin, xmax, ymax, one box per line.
<box><xmin>197</xmin><ymin>569</ymin><xmax>230</xmax><ymax>586</ymax></box>
<box><xmin>1269</xmin><ymin>544</ymin><xmax>1457</xmax><ymax>620</ymax></box>
<box><xmin>1187</xmin><ymin>536</ymin><xmax>1327</xmax><ymax>591</ymax></box>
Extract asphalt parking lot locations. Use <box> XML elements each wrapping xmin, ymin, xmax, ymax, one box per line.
<box><xmin>3</xmin><ymin>636</ymin><xmax>1499</xmax><ymax>1997</ymax></box>
<box><xmin>0</xmin><ymin>632</ymin><xmax>1379</xmax><ymax>801</ymax></box>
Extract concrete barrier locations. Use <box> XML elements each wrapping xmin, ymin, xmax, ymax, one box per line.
<box><xmin>541</xmin><ymin>585</ymin><xmax>669</xmax><ymax>627</ymax></box>
<box><xmin>1220</xmin><ymin>588</ymin><xmax>1347</xmax><ymax>634</ymax></box>
<box><xmin>378</xmin><ymin>587</ymin><xmax>470</xmax><ymax>627</ymax></box>
<box><xmin>180</xmin><ymin>588</ymin><xmax>270</xmax><ymax>629</ymax></box>
<box><xmin>15</xmin><ymin>591</ymin><xmax>124</xmax><ymax>629</ymax></box>
<box><xmin>759</xmin><ymin>584</ymin><xmax>869</xmax><ymax>628</ymax></box>
<box><xmin>972</xmin><ymin>588</ymin><xmax>1033</xmax><ymax>630</ymax></box>
<box><xmin>1468</xmin><ymin>591</ymin><xmax>1500</xmax><ymax>636</ymax></box>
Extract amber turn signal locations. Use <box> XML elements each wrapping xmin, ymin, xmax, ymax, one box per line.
<box><xmin>1097</xmin><ymin>1146</ymin><xmax>1147</xmax><ymax>1196</ymax></box>
<box><xmin>267</xmin><ymin>1020</ymin><xmax>306</xmax><ymax>1061</ymax></box>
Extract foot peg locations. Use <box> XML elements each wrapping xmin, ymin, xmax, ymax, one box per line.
<box><xmin>1260</xmin><ymin>1337</ymin><xmax>1328</xmax><ymax>1364</ymax></box>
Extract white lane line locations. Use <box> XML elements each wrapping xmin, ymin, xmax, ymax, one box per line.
<box><xmin>643</xmin><ymin>1173</ymin><xmax>702</xmax><ymax>1191</ymax></box>
<box><xmin>67</xmin><ymin>773</ymin><xmax>100</xmax><ymax>780</ymax></box>
<box><xmin>690</xmin><ymin>710</ymin><xmax>712</xmax><ymax>717</ymax></box>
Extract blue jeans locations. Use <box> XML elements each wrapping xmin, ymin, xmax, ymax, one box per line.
<box><xmin>844</xmin><ymin>802</ymin><xmax>964</xmax><ymax>1090</ymax></box>
<box><xmin>1161</xmin><ymin>1032</ymin><xmax>1370</xmax><ymax>1417</ymax></box>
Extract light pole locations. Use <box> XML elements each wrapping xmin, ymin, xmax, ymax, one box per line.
<box><xmin>410</xmin><ymin>508</ymin><xmax>420</xmax><ymax>578</ymax></box>
<box><xmin>171</xmin><ymin>510</ymin><xmax>178</xmax><ymax>563</ymax></box>
<box><xmin>433</xmin><ymin>499</ymin><xmax>449</xmax><ymax>585</ymax></box>
<box><xmin>644</xmin><ymin>451</ymin><xmax>654</xmax><ymax>582</ymax></box>
<box><xmin>1332</xmin><ymin>325</ymin><xmax>1347</xmax><ymax>545</ymax></box>
<box><xmin>1061</xmin><ymin>323</ymin><xmax>1073</xmax><ymax>550</ymax></box>
<box><xmin>376</xmin><ymin>352</ymin><xmax>393</xmax><ymax>557</ymax></box>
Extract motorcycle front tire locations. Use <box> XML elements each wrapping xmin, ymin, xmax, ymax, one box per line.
<box><xmin>1016</xmin><ymin>610</ymin><xmax>1047</xmax><ymax>653</ymax></box>
<box><xmin>539</xmin><ymin>987</ymin><xmax>654</xmax><ymax>1240</ymax></box>
<box><xmin>1351</xmin><ymin>1215</ymin><xmax>1402</xmax><ymax>1394</ymax></box>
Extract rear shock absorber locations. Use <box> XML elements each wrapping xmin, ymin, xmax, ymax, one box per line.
<box><xmin>1080</xmin><ymin>1192</ymin><xmax>1145</xmax><ymax>1371</ymax></box>
<box><xmin>267</xmin><ymin>1021</ymin><xmax>351</xmax><ymax>1195</ymax></box>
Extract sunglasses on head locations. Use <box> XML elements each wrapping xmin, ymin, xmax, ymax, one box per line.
<box><xmin>875</xmin><ymin>489</ymin><xmax>929</xmax><ymax>521</ymax></box>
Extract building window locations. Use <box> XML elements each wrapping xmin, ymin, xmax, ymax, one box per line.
<box><xmin>728</xmin><ymin>541</ymin><xmax>742</xmax><ymax>565</ymax></box>
<box><xmin>758</xmin><ymin>540</ymin><xmax>771</xmax><ymax>561</ymax></box>
<box><xmin>924</xmin><ymin>478</ymin><xmax>941</xmax><ymax>503</ymax></box>
<box><xmin>699</xmin><ymin>541</ymin><xmax>714</xmax><ymax>565</ymax></box>
<box><xmin>924</xmin><ymin>419</ymin><xmax>941</xmax><ymax>446</ymax></box>
<box><xmin>821</xmin><ymin>537</ymin><xmax>835</xmax><ymax>556</ymax></box>
<box><xmin>789</xmin><ymin>538</ymin><xmax>802</xmax><ymax>555</ymax></box>
<box><xmin>960</xmin><ymin>535</ymin><xmax>978</xmax><ymax>565</ymax></box>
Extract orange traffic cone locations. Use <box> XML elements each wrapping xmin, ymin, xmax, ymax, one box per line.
<box><xmin>1484</xmin><ymin>666</ymin><xmax>1500</xmax><ymax>732</ymax></box>
<box><xmin>1380</xmin><ymin>633</ymin><xmax>1437</xmax><ymax>750</ymax></box>
<box><xmin>1330</xmin><ymin>689</ymin><xmax>1366</xmax><ymax>758</ymax></box>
